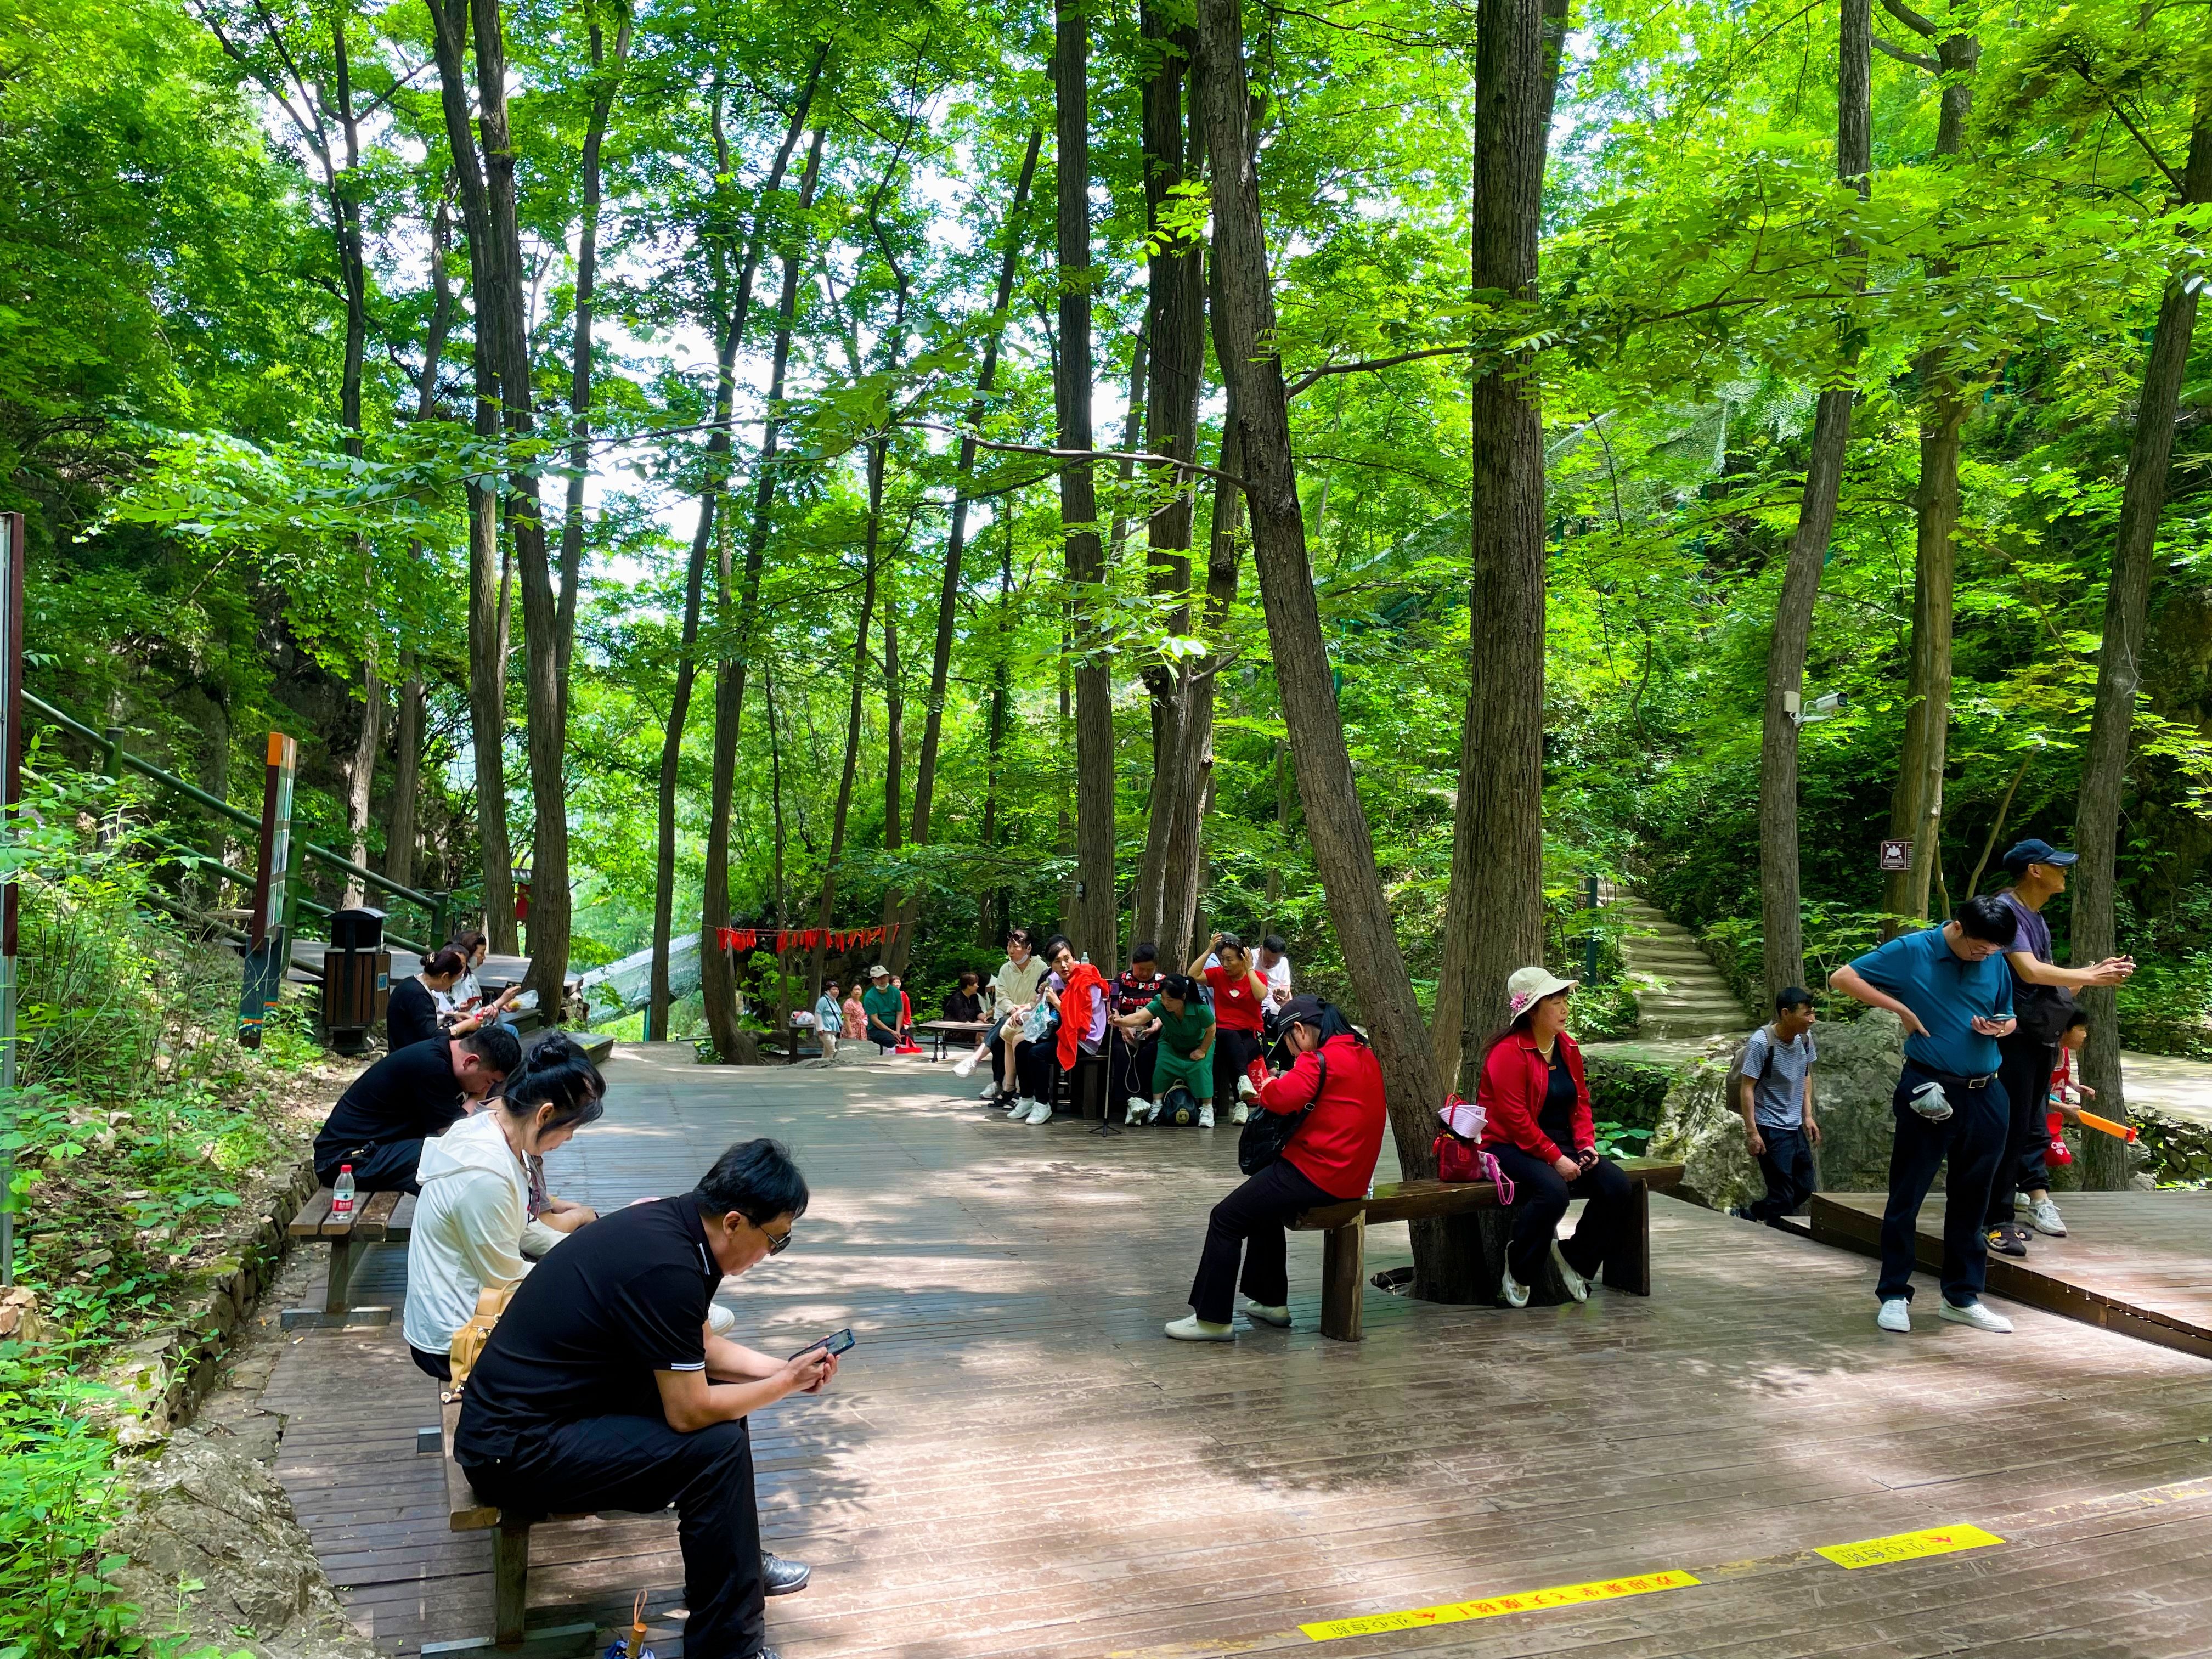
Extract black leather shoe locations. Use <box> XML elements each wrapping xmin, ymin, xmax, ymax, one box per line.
<box><xmin>760</xmin><ymin>1551</ymin><xmax>810</xmax><ymax>1596</ymax></box>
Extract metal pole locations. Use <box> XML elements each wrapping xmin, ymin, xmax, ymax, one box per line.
<box><xmin>0</xmin><ymin>514</ymin><xmax>23</xmax><ymax>1285</ymax></box>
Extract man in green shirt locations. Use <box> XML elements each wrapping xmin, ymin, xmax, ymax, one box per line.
<box><xmin>861</xmin><ymin>965</ymin><xmax>904</xmax><ymax>1051</ymax></box>
<box><xmin>1111</xmin><ymin>973</ymin><xmax>1217</xmax><ymax>1127</ymax></box>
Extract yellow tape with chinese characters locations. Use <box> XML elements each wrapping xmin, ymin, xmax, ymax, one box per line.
<box><xmin>1299</xmin><ymin>1570</ymin><xmax>1701</xmax><ymax>1641</ymax></box>
<box><xmin>1814</xmin><ymin>1523</ymin><xmax>2005</xmax><ymax>1569</ymax></box>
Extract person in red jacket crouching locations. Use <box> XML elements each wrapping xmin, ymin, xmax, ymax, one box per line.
<box><xmin>1478</xmin><ymin>965</ymin><xmax>1637</xmax><ymax>1309</ymax></box>
<box><xmin>1166</xmin><ymin>995</ymin><xmax>1387</xmax><ymax>1342</ymax></box>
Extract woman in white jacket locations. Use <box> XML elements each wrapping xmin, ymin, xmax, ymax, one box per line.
<box><xmin>404</xmin><ymin>1033</ymin><xmax>606</xmax><ymax>1380</ymax></box>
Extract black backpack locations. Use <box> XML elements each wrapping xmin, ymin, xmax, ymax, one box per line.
<box><xmin>1238</xmin><ymin>1050</ymin><xmax>1329</xmax><ymax>1175</ymax></box>
<box><xmin>1154</xmin><ymin>1085</ymin><xmax>1204</xmax><ymax>1126</ymax></box>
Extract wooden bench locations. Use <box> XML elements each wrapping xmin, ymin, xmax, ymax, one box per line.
<box><xmin>1291</xmin><ymin>1156</ymin><xmax>1686</xmax><ymax>1342</ymax></box>
<box><xmin>432</xmin><ymin>1400</ymin><xmax>605</xmax><ymax>1656</ymax></box>
<box><xmin>281</xmin><ymin>1187</ymin><xmax>415</xmax><ymax>1330</ymax></box>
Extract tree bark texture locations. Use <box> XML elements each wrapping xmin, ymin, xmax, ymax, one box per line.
<box><xmin>341</xmin><ymin>657</ymin><xmax>384</xmax><ymax>907</ymax></box>
<box><xmin>896</xmin><ymin>129</ymin><xmax>1043</xmax><ymax>969</ymax></box>
<box><xmin>650</xmin><ymin>71</ymin><xmax>821</xmax><ymax>1039</ymax></box>
<box><xmin>427</xmin><ymin>0</ymin><xmax>515</xmax><ymax>952</ymax></box>
<box><xmin>385</xmin><ymin>669</ymin><xmax>424</xmax><ymax>890</ymax></box>
<box><xmin>809</xmin><ymin>440</ymin><xmax>888</xmax><ymax>995</ymax></box>
<box><xmin>1057</xmin><ymin>1</ymin><xmax>1118</xmax><ymax>962</ymax></box>
<box><xmin>1757</xmin><ymin>0</ymin><xmax>1868</xmax><ymax>1005</ymax></box>
<box><xmin>699</xmin><ymin>126</ymin><xmax>827</xmax><ymax>1060</ymax></box>
<box><xmin>2072</xmin><ymin>105</ymin><xmax>2212</xmax><ymax>1187</ymax></box>
<box><xmin>879</xmin><ymin>601</ymin><xmax>904</xmax><ymax>939</ymax></box>
<box><xmin>1194</xmin><ymin>0</ymin><xmax>1444</xmax><ymax>1190</ymax></box>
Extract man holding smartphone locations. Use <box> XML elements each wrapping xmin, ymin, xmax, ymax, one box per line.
<box><xmin>1832</xmin><ymin>896</ymin><xmax>2021</xmax><ymax>1338</ymax></box>
<box><xmin>455</xmin><ymin>1139</ymin><xmax>835</xmax><ymax>1659</ymax></box>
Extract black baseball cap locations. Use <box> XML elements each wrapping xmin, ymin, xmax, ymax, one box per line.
<box><xmin>1279</xmin><ymin>994</ymin><xmax>1327</xmax><ymax>1028</ymax></box>
<box><xmin>2002</xmin><ymin>838</ymin><xmax>2080</xmax><ymax>876</ymax></box>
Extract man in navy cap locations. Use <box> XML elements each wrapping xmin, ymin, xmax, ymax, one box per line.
<box><xmin>1987</xmin><ymin>838</ymin><xmax>2134</xmax><ymax>1257</ymax></box>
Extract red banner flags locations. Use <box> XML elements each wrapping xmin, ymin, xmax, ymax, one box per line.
<box><xmin>718</xmin><ymin>922</ymin><xmax>904</xmax><ymax>955</ymax></box>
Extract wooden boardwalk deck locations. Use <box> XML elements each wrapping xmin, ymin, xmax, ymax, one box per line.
<box><xmin>1805</xmin><ymin>1189</ymin><xmax>2212</xmax><ymax>1359</ymax></box>
<box><xmin>261</xmin><ymin>1045</ymin><xmax>2212</xmax><ymax>1658</ymax></box>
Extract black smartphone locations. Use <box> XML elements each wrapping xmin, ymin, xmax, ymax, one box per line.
<box><xmin>790</xmin><ymin>1328</ymin><xmax>855</xmax><ymax>1361</ymax></box>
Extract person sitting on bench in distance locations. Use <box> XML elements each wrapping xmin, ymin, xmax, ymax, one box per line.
<box><xmin>454</xmin><ymin>1139</ymin><xmax>836</xmax><ymax>1659</ymax></box>
<box><xmin>961</xmin><ymin>926</ymin><xmax>1048</xmax><ymax>1093</ymax></box>
<box><xmin>387</xmin><ymin>946</ymin><xmax>467</xmax><ymax>1053</ymax></box>
<box><xmin>1111</xmin><ymin>972</ymin><xmax>1217</xmax><ymax>1126</ymax></box>
<box><xmin>313</xmin><ymin>1025</ymin><xmax>521</xmax><ymax>1194</ymax></box>
<box><xmin>404</xmin><ymin>1032</ymin><xmax>606</xmax><ymax>1381</ymax></box>
<box><xmin>862</xmin><ymin>964</ymin><xmax>904</xmax><ymax>1051</ymax></box>
<box><xmin>1477</xmin><ymin>966</ymin><xmax>1638</xmax><ymax>1308</ymax></box>
<box><xmin>1167</xmin><ymin>995</ymin><xmax>1386</xmax><ymax>1342</ymax></box>
<box><xmin>1109</xmin><ymin>943</ymin><xmax>1165</xmax><ymax>1120</ymax></box>
<box><xmin>1831</xmin><ymin>893</ymin><xmax>2020</xmax><ymax>1337</ymax></box>
<box><xmin>1003</xmin><ymin>936</ymin><xmax>1106</xmax><ymax>1125</ymax></box>
<box><xmin>440</xmin><ymin>929</ymin><xmax>523</xmax><ymax>1031</ymax></box>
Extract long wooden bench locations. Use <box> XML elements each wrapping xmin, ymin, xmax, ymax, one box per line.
<box><xmin>1291</xmin><ymin>1155</ymin><xmax>1686</xmax><ymax>1342</ymax></box>
<box><xmin>281</xmin><ymin>1187</ymin><xmax>415</xmax><ymax>1330</ymax></box>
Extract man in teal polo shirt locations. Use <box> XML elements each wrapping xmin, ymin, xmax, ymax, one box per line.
<box><xmin>1831</xmin><ymin>894</ymin><xmax>2019</xmax><ymax>1338</ymax></box>
<box><xmin>861</xmin><ymin>965</ymin><xmax>904</xmax><ymax>1051</ymax></box>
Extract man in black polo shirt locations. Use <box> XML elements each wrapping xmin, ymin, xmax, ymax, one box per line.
<box><xmin>313</xmin><ymin>1027</ymin><xmax>520</xmax><ymax>1192</ymax></box>
<box><xmin>454</xmin><ymin>1139</ymin><xmax>836</xmax><ymax>1659</ymax></box>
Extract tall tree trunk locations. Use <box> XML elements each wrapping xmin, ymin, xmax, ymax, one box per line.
<box><xmin>1057</xmin><ymin>0</ymin><xmax>1117</xmax><ymax>961</ymax></box>
<box><xmin>1433</xmin><ymin>0</ymin><xmax>1572</xmax><ymax>1088</ymax></box>
<box><xmin>1757</xmin><ymin>0</ymin><xmax>1869</xmax><ymax>1005</ymax></box>
<box><xmin>979</xmin><ymin>531</ymin><xmax>1014</xmax><ymax>946</ymax></box>
<box><xmin>1194</xmin><ymin>0</ymin><xmax>1443</xmax><ymax>1189</ymax></box>
<box><xmin>556</xmin><ymin>7</ymin><xmax>632</xmax><ymax>727</ymax></box>
<box><xmin>1131</xmin><ymin>5</ymin><xmax>1208</xmax><ymax>957</ymax></box>
<box><xmin>768</xmin><ymin>661</ymin><xmax>789</xmax><ymax>1039</ymax></box>
<box><xmin>879</xmin><ymin>604</ymin><xmax>904</xmax><ymax>939</ymax></box>
<box><xmin>810</xmin><ymin>440</ymin><xmax>887</xmax><ymax>994</ymax></box>
<box><xmin>650</xmin><ymin>65</ymin><xmax>823</xmax><ymax>1037</ymax></box>
<box><xmin>427</xmin><ymin>0</ymin><xmax>515</xmax><ymax>951</ymax></box>
<box><xmin>341</xmin><ymin>659</ymin><xmax>384</xmax><ymax>906</ymax></box>
<box><xmin>386</xmin><ymin>669</ymin><xmax>424</xmax><ymax>890</ymax></box>
<box><xmin>1878</xmin><ymin>23</ymin><xmax>1978</xmax><ymax>932</ymax></box>
<box><xmin>895</xmin><ymin>129</ymin><xmax>1042</xmax><ymax>967</ymax></box>
<box><xmin>2073</xmin><ymin>103</ymin><xmax>2212</xmax><ymax>1188</ymax></box>
<box><xmin>467</xmin><ymin>0</ymin><xmax>571</xmax><ymax>1013</ymax></box>
<box><xmin>700</xmin><ymin>126</ymin><xmax>827</xmax><ymax>1060</ymax></box>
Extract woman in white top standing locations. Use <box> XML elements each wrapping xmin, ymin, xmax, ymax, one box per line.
<box><xmin>403</xmin><ymin>1032</ymin><xmax>605</xmax><ymax>1381</ymax></box>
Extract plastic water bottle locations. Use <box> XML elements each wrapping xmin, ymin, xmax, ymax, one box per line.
<box><xmin>331</xmin><ymin>1164</ymin><xmax>356</xmax><ymax>1218</ymax></box>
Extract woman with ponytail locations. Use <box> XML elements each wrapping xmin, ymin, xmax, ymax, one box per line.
<box><xmin>404</xmin><ymin>1033</ymin><xmax>607</xmax><ymax>1379</ymax></box>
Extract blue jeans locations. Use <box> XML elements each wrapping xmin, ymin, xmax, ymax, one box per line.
<box><xmin>1745</xmin><ymin>1125</ymin><xmax>1817</xmax><ymax>1222</ymax></box>
<box><xmin>1878</xmin><ymin>1063</ymin><xmax>2008</xmax><ymax>1305</ymax></box>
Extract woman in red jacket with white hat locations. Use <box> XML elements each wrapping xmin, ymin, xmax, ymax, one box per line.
<box><xmin>1477</xmin><ymin>965</ymin><xmax>1637</xmax><ymax>1308</ymax></box>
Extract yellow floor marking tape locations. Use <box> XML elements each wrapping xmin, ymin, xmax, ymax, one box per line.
<box><xmin>1298</xmin><ymin>1570</ymin><xmax>1701</xmax><ymax>1642</ymax></box>
<box><xmin>1813</xmin><ymin>1523</ymin><xmax>2006</xmax><ymax>1570</ymax></box>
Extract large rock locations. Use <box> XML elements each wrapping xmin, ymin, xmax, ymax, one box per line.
<box><xmin>1650</xmin><ymin>1010</ymin><xmax>1906</xmax><ymax>1209</ymax></box>
<box><xmin>103</xmin><ymin>1427</ymin><xmax>377</xmax><ymax>1659</ymax></box>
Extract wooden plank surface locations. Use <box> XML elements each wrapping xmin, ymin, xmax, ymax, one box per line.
<box><xmin>1809</xmin><ymin>1189</ymin><xmax>2212</xmax><ymax>1358</ymax></box>
<box><xmin>261</xmin><ymin>1043</ymin><xmax>2212</xmax><ymax>1658</ymax></box>
<box><xmin>289</xmin><ymin>1188</ymin><xmax>335</xmax><ymax>1236</ymax></box>
<box><xmin>356</xmin><ymin>1189</ymin><xmax>402</xmax><ymax>1242</ymax></box>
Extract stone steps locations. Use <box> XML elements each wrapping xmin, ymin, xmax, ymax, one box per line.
<box><xmin>1611</xmin><ymin>894</ymin><xmax>1753</xmax><ymax>1040</ymax></box>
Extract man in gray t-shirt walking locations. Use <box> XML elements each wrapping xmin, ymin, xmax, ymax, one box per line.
<box><xmin>1731</xmin><ymin>987</ymin><xmax>1820</xmax><ymax>1224</ymax></box>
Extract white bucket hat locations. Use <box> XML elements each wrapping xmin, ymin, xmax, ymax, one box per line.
<box><xmin>1505</xmin><ymin>965</ymin><xmax>1577</xmax><ymax>1019</ymax></box>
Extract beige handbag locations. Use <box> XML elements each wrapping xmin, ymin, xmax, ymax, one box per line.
<box><xmin>445</xmin><ymin>1280</ymin><xmax>520</xmax><ymax>1399</ymax></box>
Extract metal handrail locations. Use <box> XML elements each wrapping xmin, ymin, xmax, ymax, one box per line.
<box><xmin>24</xmin><ymin>689</ymin><xmax>442</xmax><ymax>917</ymax></box>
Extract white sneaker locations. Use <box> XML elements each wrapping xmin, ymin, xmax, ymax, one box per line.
<box><xmin>1198</xmin><ymin>1104</ymin><xmax>1216</xmax><ymax>1129</ymax></box>
<box><xmin>1229</xmin><ymin>1103</ymin><xmax>1250</xmax><ymax>1125</ymax></box>
<box><xmin>1939</xmin><ymin>1299</ymin><xmax>2013</xmax><ymax>1334</ymax></box>
<box><xmin>1244</xmin><ymin>1302</ymin><xmax>1292</xmax><ymax>1328</ymax></box>
<box><xmin>978</xmin><ymin>1080</ymin><xmax>1001</xmax><ymax>1100</ymax></box>
<box><xmin>1024</xmin><ymin>1098</ymin><xmax>1053</xmax><ymax>1125</ymax></box>
<box><xmin>1550</xmin><ymin>1242</ymin><xmax>1589</xmax><ymax>1303</ymax></box>
<box><xmin>1002</xmin><ymin>1094</ymin><xmax>1028</xmax><ymax>1116</ymax></box>
<box><xmin>1237</xmin><ymin>1073</ymin><xmax>1261</xmax><ymax>1103</ymax></box>
<box><xmin>952</xmin><ymin>1048</ymin><xmax>980</xmax><ymax>1079</ymax></box>
<box><xmin>2027</xmin><ymin>1197</ymin><xmax>2067</xmax><ymax>1237</ymax></box>
<box><xmin>1499</xmin><ymin>1265</ymin><xmax>1530</xmax><ymax>1309</ymax></box>
<box><xmin>1876</xmin><ymin>1297</ymin><xmax>1911</xmax><ymax>1334</ymax></box>
<box><xmin>1124</xmin><ymin>1095</ymin><xmax>1152</xmax><ymax>1124</ymax></box>
<box><xmin>1164</xmin><ymin>1315</ymin><xmax>1234</xmax><ymax>1342</ymax></box>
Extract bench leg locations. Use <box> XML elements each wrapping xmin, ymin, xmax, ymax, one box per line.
<box><xmin>1602</xmin><ymin>1180</ymin><xmax>1652</xmax><ymax>1296</ymax></box>
<box><xmin>322</xmin><ymin>1238</ymin><xmax>359</xmax><ymax>1315</ymax></box>
<box><xmin>493</xmin><ymin>1520</ymin><xmax>531</xmax><ymax>1646</ymax></box>
<box><xmin>1320</xmin><ymin>1217</ymin><xmax>1366</xmax><ymax>1342</ymax></box>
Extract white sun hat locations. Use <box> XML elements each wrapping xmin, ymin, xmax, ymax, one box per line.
<box><xmin>1505</xmin><ymin>965</ymin><xmax>1578</xmax><ymax>1019</ymax></box>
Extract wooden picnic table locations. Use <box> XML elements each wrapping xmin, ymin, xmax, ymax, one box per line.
<box><xmin>915</xmin><ymin>1018</ymin><xmax>995</xmax><ymax>1060</ymax></box>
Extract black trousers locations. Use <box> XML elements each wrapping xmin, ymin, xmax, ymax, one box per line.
<box><xmin>1987</xmin><ymin>1032</ymin><xmax>2056</xmax><ymax>1226</ymax></box>
<box><xmin>1212</xmin><ymin>1026</ymin><xmax>1265</xmax><ymax>1103</ymax></box>
<box><xmin>1484</xmin><ymin>1145</ymin><xmax>1637</xmax><ymax>1288</ymax></box>
<box><xmin>1187</xmin><ymin>1159</ymin><xmax>1333</xmax><ymax>1324</ymax></box>
<box><xmin>315</xmin><ymin>1137</ymin><xmax>426</xmax><ymax>1194</ymax></box>
<box><xmin>1879</xmin><ymin>1063</ymin><xmax>2007</xmax><ymax>1305</ymax></box>
<box><xmin>1110</xmin><ymin>1031</ymin><xmax>1159</xmax><ymax>1113</ymax></box>
<box><xmin>463</xmin><ymin>1415</ymin><xmax>765</xmax><ymax>1658</ymax></box>
<box><xmin>1015</xmin><ymin>1039</ymin><xmax>1062</xmax><ymax>1103</ymax></box>
<box><xmin>1745</xmin><ymin>1126</ymin><xmax>1818</xmax><ymax>1222</ymax></box>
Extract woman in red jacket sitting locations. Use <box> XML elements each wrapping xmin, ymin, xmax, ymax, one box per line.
<box><xmin>1166</xmin><ymin>995</ymin><xmax>1387</xmax><ymax>1341</ymax></box>
<box><xmin>1478</xmin><ymin>965</ymin><xmax>1637</xmax><ymax>1308</ymax></box>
